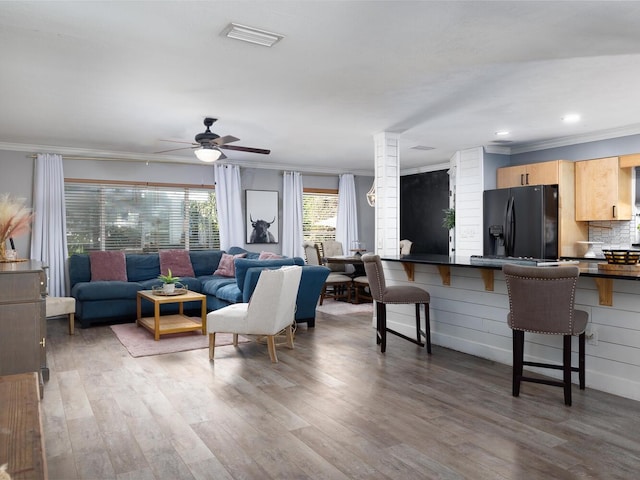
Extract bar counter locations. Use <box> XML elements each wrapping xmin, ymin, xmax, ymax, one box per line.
<box><xmin>375</xmin><ymin>254</ymin><xmax>640</xmax><ymax>402</ymax></box>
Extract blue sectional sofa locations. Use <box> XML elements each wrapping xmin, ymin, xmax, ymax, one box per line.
<box><xmin>69</xmin><ymin>247</ymin><xmax>329</xmax><ymax>329</ymax></box>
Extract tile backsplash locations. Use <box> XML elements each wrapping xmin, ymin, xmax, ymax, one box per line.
<box><xmin>588</xmin><ymin>217</ymin><xmax>639</xmax><ymax>256</ymax></box>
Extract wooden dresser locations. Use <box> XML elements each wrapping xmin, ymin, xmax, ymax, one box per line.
<box><xmin>0</xmin><ymin>372</ymin><xmax>47</xmax><ymax>479</ymax></box>
<box><xmin>0</xmin><ymin>261</ymin><xmax>48</xmax><ymax>386</ymax></box>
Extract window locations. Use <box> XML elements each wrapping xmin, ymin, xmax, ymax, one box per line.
<box><xmin>303</xmin><ymin>188</ymin><xmax>338</xmax><ymax>244</ymax></box>
<box><xmin>65</xmin><ymin>181</ymin><xmax>219</xmax><ymax>254</ymax></box>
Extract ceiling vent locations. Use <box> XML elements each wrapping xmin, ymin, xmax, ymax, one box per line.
<box><xmin>222</xmin><ymin>23</ymin><xmax>284</xmax><ymax>47</ymax></box>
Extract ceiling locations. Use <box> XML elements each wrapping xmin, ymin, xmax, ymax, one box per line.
<box><xmin>2</xmin><ymin>1</ymin><xmax>640</xmax><ymax>175</ymax></box>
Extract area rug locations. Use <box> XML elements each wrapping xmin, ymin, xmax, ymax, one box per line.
<box><xmin>316</xmin><ymin>301</ymin><xmax>373</xmax><ymax>316</ymax></box>
<box><xmin>110</xmin><ymin>323</ymin><xmax>249</xmax><ymax>358</ymax></box>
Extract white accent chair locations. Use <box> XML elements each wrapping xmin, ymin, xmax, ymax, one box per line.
<box><xmin>46</xmin><ymin>296</ymin><xmax>76</xmax><ymax>335</ymax></box>
<box><xmin>206</xmin><ymin>265</ymin><xmax>302</xmax><ymax>363</ymax></box>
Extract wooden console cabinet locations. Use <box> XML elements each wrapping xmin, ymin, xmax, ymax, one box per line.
<box><xmin>496</xmin><ymin>160</ymin><xmax>588</xmax><ymax>257</ymax></box>
<box><xmin>575</xmin><ymin>156</ymin><xmax>632</xmax><ymax>221</ymax></box>
<box><xmin>0</xmin><ymin>261</ymin><xmax>48</xmax><ymax>387</ymax></box>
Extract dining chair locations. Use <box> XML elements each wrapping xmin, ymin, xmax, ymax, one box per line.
<box><xmin>362</xmin><ymin>254</ymin><xmax>431</xmax><ymax>353</ymax></box>
<box><xmin>206</xmin><ymin>265</ymin><xmax>302</xmax><ymax>363</ymax></box>
<box><xmin>503</xmin><ymin>263</ymin><xmax>588</xmax><ymax>406</ymax></box>
<box><xmin>307</xmin><ymin>242</ymin><xmax>352</xmax><ymax>304</ymax></box>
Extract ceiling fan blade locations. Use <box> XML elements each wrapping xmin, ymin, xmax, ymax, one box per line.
<box><xmin>158</xmin><ymin>139</ymin><xmax>198</xmax><ymax>145</ymax></box>
<box><xmin>212</xmin><ymin>135</ymin><xmax>240</xmax><ymax>146</ymax></box>
<box><xmin>153</xmin><ymin>146</ymin><xmax>196</xmax><ymax>154</ymax></box>
<box><xmin>219</xmin><ymin>144</ymin><xmax>271</xmax><ymax>155</ymax></box>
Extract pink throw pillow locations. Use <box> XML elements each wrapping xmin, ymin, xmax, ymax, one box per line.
<box><xmin>159</xmin><ymin>249</ymin><xmax>195</xmax><ymax>277</ymax></box>
<box><xmin>258</xmin><ymin>251</ymin><xmax>282</xmax><ymax>260</ymax></box>
<box><xmin>90</xmin><ymin>251</ymin><xmax>128</xmax><ymax>281</ymax></box>
<box><xmin>214</xmin><ymin>253</ymin><xmax>247</xmax><ymax>277</ymax></box>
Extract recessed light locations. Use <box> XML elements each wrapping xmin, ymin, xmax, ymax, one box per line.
<box><xmin>562</xmin><ymin>113</ymin><xmax>581</xmax><ymax>123</ymax></box>
<box><xmin>495</xmin><ymin>131</ymin><xmax>510</xmax><ymax>136</ymax></box>
<box><xmin>222</xmin><ymin>23</ymin><xmax>284</xmax><ymax>47</ymax></box>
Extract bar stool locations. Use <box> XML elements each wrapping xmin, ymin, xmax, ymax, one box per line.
<box><xmin>503</xmin><ymin>264</ymin><xmax>588</xmax><ymax>406</ymax></box>
<box><xmin>362</xmin><ymin>254</ymin><xmax>431</xmax><ymax>353</ymax></box>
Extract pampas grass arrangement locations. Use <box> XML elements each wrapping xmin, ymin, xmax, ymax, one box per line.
<box><xmin>0</xmin><ymin>193</ymin><xmax>33</xmax><ymax>261</ymax></box>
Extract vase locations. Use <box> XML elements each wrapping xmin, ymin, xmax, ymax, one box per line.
<box><xmin>163</xmin><ymin>283</ymin><xmax>175</xmax><ymax>294</ymax></box>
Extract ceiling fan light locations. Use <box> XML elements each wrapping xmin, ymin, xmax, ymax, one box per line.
<box><xmin>194</xmin><ymin>147</ymin><xmax>222</xmax><ymax>163</ymax></box>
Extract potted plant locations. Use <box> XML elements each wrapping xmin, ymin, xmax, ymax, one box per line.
<box><xmin>158</xmin><ymin>269</ymin><xmax>181</xmax><ymax>294</ymax></box>
<box><xmin>442</xmin><ymin>208</ymin><xmax>455</xmax><ymax>230</ymax></box>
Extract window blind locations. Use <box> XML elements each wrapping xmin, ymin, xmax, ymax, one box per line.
<box><xmin>64</xmin><ymin>181</ymin><xmax>219</xmax><ymax>254</ymax></box>
<box><xmin>302</xmin><ymin>190</ymin><xmax>338</xmax><ymax>244</ymax></box>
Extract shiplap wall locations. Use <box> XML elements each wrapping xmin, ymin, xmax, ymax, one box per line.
<box><xmin>381</xmin><ymin>260</ymin><xmax>640</xmax><ymax>402</ymax></box>
<box><xmin>451</xmin><ymin>146</ymin><xmax>484</xmax><ymax>257</ymax></box>
<box><xmin>373</xmin><ymin>132</ymin><xmax>400</xmax><ymax>257</ymax></box>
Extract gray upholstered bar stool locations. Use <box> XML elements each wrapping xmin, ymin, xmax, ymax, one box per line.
<box><xmin>362</xmin><ymin>254</ymin><xmax>431</xmax><ymax>354</ymax></box>
<box><xmin>503</xmin><ymin>263</ymin><xmax>588</xmax><ymax>406</ymax></box>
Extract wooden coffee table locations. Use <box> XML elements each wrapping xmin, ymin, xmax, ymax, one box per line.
<box><xmin>136</xmin><ymin>290</ymin><xmax>206</xmax><ymax>341</ymax></box>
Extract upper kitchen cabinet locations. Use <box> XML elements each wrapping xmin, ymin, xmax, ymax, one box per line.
<box><xmin>575</xmin><ymin>157</ymin><xmax>632</xmax><ymax>221</ymax></box>
<box><xmin>496</xmin><ymin>160</ymin><xmax>559</xmax><ymax>188</ymax></box>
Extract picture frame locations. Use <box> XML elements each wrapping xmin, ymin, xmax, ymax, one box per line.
<box><xmin>245</xmin><ymin>190</ymin><xmax>279</xmax><ymax>244</ymax></box>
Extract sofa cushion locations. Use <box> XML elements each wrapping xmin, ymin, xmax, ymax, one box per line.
<box><xmin>126</xmin><ymin>254</ymin><xmax>161</xmax><ymax>282</ymax></box>
<box><xmin>72</xmin><ymin>281</ymin><xmax>141</xmax><ymax>301</ymax></box>
<box><xmin>214</xmin><ymin>252</ymin><xmax>247</xmax><ymax>277</ymax></box>
<box><xmin>90</xmin><ymin>251</ymin><xmax>128</xmax><ymax>281</ymax></box>
<box><xmin>159</xmin><ymin>249</ymin><xmax>195</xmax><ymax>277</ymax></box>
<box><xmin>189</xmin><ymin>250</ymin><xmax>224</xmax><ymax>277</ymax></box>
<box><xmin>199</xmin><ymin>275</ymin><xmax>237</xmax><ymax>296</ymax></box>
<box><xmin>215</xmin><ymin>283</ymin><xmax>243</xmax><ymax>304</ymax></box>
<box><xmin>234</xmin><ymin>257</ymin><xmax>304</xmax><ymax>292</ymax></box>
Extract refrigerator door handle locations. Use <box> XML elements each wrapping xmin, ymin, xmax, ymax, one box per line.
<box><xmin>505</xmin><ymin>196</ymin><xmax>515</xmax><ymax>256</ymax></box>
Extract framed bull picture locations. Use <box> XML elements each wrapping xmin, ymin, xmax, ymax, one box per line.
<box><xmin>245</xmin><ymin>190</ymin><xmax>279</xmax><ymax>244</ymax></box>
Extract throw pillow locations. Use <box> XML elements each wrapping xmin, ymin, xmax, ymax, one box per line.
<box><xmin>258</xmin><ymin>251</ymin><xmax>282</xmax><ymax>260</ymax></box>
<box><xmin>89</xmin><ymin>251</ymin><xmax>127</xmax><ymax>281</ymax></box>
<box><xmin>159</xmin><ymin>249</ymin><xmax>195</xmax><ymax>277</ymax></box>
<box><xmin>214</xmin><ymin>252</ymin><xmax>247</xmax><ymax>277</ymax></box>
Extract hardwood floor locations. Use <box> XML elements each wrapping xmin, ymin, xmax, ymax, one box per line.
<box><xmin>42</xmin><ymin>308</ymin><xmax>640</xmax><ymax>479</ymax></box>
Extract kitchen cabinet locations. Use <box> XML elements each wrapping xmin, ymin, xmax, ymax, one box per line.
<box><xmin>496</xmin><ymin>160</ymin><xmax>559</xmax><ymax>188</ymax></box>
<box><xmin>496</xmin><ymin>160</ymin><xmax>588</xmax><ymax>257</ymax></box>
<box><xmin>575</xmin><ymin>156</ymin><xmax>632</xmax><ymax>221</ymax></box>
<box><xmin>0</xmin><ymin>261</ymin><xmax>48</xmax><ymax>389</ymax></box>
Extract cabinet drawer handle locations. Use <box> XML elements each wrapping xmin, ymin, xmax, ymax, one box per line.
<box><xmin>613</xmin><ymin>205</ymin><xmax>617</xmax><ymax>218</ymax></box>
<box><xmin>525</xmin><ymin>173</ymin><xmax>529</xmax><ymax>185</ymax></box>
<box><xmin>40</xmin><ymin>338</ymin><xmax>46</xmax><ymax>348</ymax></box>
<box><xmin>520</xmin><ymin>174</ymin><xmax>524</xmax><ymax>185</ymax></box>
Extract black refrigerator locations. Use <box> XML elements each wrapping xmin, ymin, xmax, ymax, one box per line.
<box><xmin>483</xmin><ymin>184</ymin><xmax>559</xmax><ymax>259</ymax></box>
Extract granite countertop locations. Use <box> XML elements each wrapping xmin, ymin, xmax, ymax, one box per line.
<box><xmin>382</xmin><ymin>254</ymin><xmax>640</xmax><ymax>281</ymax></box>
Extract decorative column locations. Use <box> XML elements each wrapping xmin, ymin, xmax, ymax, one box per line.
<box><xmin>373</xmin><ymin>132</ymin><xmax>400</xmax><ymax>257</ymax></box>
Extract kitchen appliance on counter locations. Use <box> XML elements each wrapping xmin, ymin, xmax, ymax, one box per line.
<box><xmin>483</xmin><ymin>184</ymin><xmax>558</xmax><ymax>259</ymax></box>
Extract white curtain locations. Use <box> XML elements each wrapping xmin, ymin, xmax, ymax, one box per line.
<box><xmin>31</xmin><ymin>153</ymin><xmax>68</xmax><ymax>296</ymax></box>
<box><xmin>214</xmin><ymin>164</ymin><xmax>244</xmax><ymax>250</ymax></box>
<box><xmin>282</xmin><ymin>171</ymin><xmax>304</xmax><ymax>258</ymax></box>
<box><xmin>336</xmin><ymin>173</ymin><xmax>359</xmax><ymax>254</ymax></box>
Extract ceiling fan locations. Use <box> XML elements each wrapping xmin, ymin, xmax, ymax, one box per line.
<box><xmin>156</xmin><ymin>117</ymin><xmax>271</xmax><ymax>162</ymax></box>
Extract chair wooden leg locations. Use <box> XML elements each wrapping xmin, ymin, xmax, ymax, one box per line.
<box><xmin>563</xmin><ymin>335</ymin><xmax>572</xmax><ymax>406</ymax></box>
<box><xmin>69</xmin><ymin>313</ymin><xmax>75</xmax><ymax>335</ymax></box>
<box><xmin>319</xmin><ymin>286</ymin><xmax>326</xmax><ymax>305</ymax></box>
<box><xmin>379</xmin><ymin>303</ymin><xmax>387</xmax><ymax>353</ymax></box>
<box><xmin>578</xmin><ymin>332</ymin><xmax>586</xmax><ymax>390</ymax></box>
<box><xmin>267</xmin><ymin>335</ymin><xmax>278</xmax><ymax>363</ymax></box>
<box><xmin>285</xmin><ymin>324</ymin><xmax>294</xmax><ymax>349</ymax></box>
<box><xmin>424</xmin><ymin>303</ymin><xmax>432</xmax><ymax>354</ymax></box>
<box><xmin>512</xmin><ymin>330</ymin><xmax>524</xmax><ymax>397</ymax></box>
<box><xmin>375</xmin><ymin>301</ymin><xmax>383</xmax><ymax>345</ymax></box>
<box><xmin>209</xmin><ymin>333</ymin><xmax>216</xmax><ymax>360</ymax></box>
<box><xmin>415</xmin><ymin>303</ymin><xmax>421</xmax><ymax>344</ymax></box>
<box><xmin>233</xmin><ymin>333</ymin><xmax>238</xmax><ymax>346</ymax></box>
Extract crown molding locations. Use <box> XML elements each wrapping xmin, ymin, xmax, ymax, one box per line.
<box><xmin>0</xmin><ymin>142</ymin><xmax>373</xmax><ymax>177</ymax></box>
<box><xmin>509</xmin><ymin>124</ymin><xmax>640</xmax><ymax>155</ymax></box>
